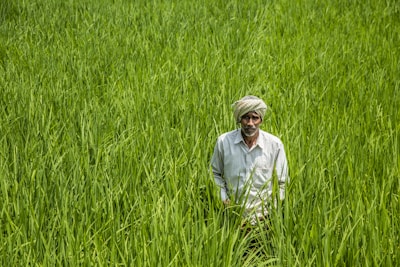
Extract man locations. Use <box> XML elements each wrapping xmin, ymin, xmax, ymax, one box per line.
<box><xmin>211</xmin><ymin>95</ymin><xmax>289</xmax><ymax>225</ymax></box>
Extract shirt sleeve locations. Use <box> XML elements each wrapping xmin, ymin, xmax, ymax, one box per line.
<box><xmin>275</xmin><ymin>143</ymin><xmax>289</xmax><ymax>200</ymax></box>
<box><xmin>210</xmin><ymin>139</ymin><xmax>229</xmax><ymax>201</ymax></box>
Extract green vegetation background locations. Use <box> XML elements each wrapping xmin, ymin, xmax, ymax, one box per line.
<box><xmin>1</xmin><ymin>0</ymin><xmax>399</xmax><ymax>265</ymax></box>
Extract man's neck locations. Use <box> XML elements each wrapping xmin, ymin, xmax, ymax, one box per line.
<box><xmin>241</xmin><ymin>130</ymin><xmax>259</xmax><ymax>148</ymax></box>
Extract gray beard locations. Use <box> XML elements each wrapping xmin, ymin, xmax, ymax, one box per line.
<box><xmin>241</xmin><ymin>128</ymin><xmax>258</xmax><ymax>137</ymax></box>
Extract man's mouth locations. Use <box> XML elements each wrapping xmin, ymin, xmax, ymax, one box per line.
<box><xmin>245</xmin><ymin>128</ymin><xmax>256</xmax><ymax>132</ymax></box>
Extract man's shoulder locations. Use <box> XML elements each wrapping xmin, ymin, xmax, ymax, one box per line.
<box><xmin>259</xmin><ymin>130</ymin><xmax>284</xmax><ymax>145</ymax></box>
<box><xmin>217</xmin><ymin>129</ymin><xmax>240</xmax><ymax>142</ymax></box>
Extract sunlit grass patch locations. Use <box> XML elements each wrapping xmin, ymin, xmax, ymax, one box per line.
<box><xmin>1</xmin><ymin>0</ymin><xmax>399</xmax><ymax>265</ymax></box>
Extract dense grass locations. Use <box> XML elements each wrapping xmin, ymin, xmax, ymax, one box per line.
<box><xmin>1</xmin><ymin>0</ymin><xmax>399</xmax><ymax>265</ymax></box>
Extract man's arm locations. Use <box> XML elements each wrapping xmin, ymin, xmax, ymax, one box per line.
<box><xmin>275</xmin><ymin>143</ymin><xmax>289</xmax><ymax>200</ymax></box>
<box><xmin>211</xmin><ymin>141</ymin><xmax>229</xmax><ymax>203</ymax></box>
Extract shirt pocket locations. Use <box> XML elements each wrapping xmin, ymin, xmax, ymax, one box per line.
<box><xmin>253</xmin><ymin>168</ymin><xmax>271</xmax><ymax>188</ymax></box>
<box><xmin>252</xmin><ymin>157</ymin><xmax>272</xmax><ymax>188</ymax></box>
<box><xmin>254</xmin><ymin>154</ymin><xmax>273</xmax><ymax>170</ymax></box>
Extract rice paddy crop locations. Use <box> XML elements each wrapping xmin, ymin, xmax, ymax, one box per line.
<box><xmin>1</xmin><ymin>0</ymin><xmax>399</xmax><ymax>265</ymax></box>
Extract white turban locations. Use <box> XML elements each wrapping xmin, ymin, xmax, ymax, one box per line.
<box><xmin>232</xmin><ymin>96</ymin><xmax>267</xmax><ymax>123</ymax></box>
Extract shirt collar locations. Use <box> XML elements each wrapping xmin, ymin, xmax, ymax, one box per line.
<box><xmin>233</xmin><ymin>129</ymin><xmax>243</xmax><ymax>144</ymax></box>
<box><xmin>233</xmin><ymin>128</ymin><xmax>264</xmax><ymax>148</ymax></box>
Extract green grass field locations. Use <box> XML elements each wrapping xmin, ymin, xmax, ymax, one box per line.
<box><xmin>1</xmin><ymin>0</ymin><xmax>399</xmax><ymax>265</ymax></box>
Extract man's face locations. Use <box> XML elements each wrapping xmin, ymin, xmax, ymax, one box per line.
<box><xmin>240</xmin><ymin>111</ymin><xmax>262</xmax><ymax>137</ymax></box>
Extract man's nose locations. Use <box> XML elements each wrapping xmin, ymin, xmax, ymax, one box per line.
<box><xmin>246</xmin><ymin>119</ymin><xmax>255</xmax><ymax>126</ymax></box>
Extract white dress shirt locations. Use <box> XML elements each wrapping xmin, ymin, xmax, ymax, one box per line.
<box><xmin>211</xmin><ymin>129</ymin><xmax>289</xmax><ymax>221</ymax></box>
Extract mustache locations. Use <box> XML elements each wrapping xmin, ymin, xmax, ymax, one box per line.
<box><xmin>244</xmin><ymin>127</ymin><xmax>256</xmax><ymax>130</ymax></box>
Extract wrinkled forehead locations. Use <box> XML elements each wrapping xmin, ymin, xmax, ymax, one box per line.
<box><xmin>242</xmin><ymin>111</ymin><xmax>261</xmax><ymax>117</ymax></box>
